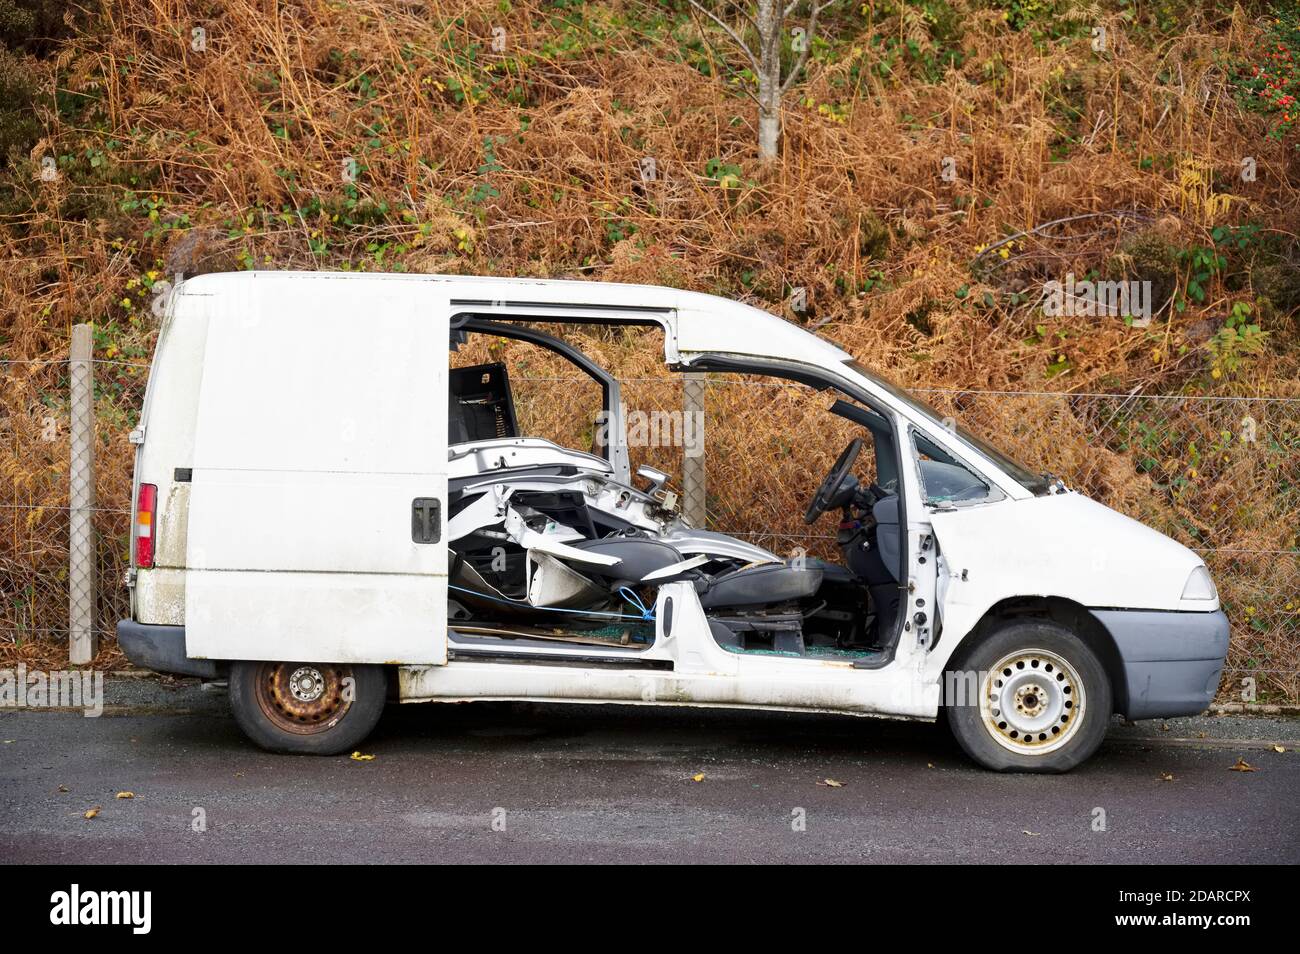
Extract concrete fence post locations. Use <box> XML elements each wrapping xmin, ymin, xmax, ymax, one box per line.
<box><xmin>682</xmin><ymin>372</ymin><xmax>706</xmax><ymax>527</ymax></box>
<box><xmin>68</xmin><ymin>323</ymin><xmax>96</xmax><ymax>665</ymax></box>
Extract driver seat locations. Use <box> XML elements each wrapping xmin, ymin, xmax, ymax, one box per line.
<box><xmin>699</xmin><ymin>560</ymin><xmax>824</xmax><ymax>610</ymax></box>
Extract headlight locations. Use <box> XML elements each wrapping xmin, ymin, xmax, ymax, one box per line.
<box><xmin>1181</xmin><ymin>565</ymin><xmax>1218</xmax><ymax>601</ymax></box>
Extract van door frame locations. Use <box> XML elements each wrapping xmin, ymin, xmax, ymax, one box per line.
<box><xmin>679</xmin><ymin>353</ymin><xmax>918</xmax><ymax>669</ymax></box>
<box><xmin>407</xmin><ymin>337</ymin><xmax>950</xmax><ymax>718</ymax></box>
<box><xmin>454</xmin><ymin>316</ymin><xmax>631</xmax><ymax>483</ymax></box>
<box><xmin>442</xmin><ymin>304</ymin><xmax>676</xmax><ymax>666</ymax></box>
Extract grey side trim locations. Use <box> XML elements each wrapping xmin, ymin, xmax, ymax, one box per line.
<box><xmin>1092</xmin><ymin>609</ymin><xmax>1229</xmax><ymax>720</ymax></box>
<box><xmin>116</xmin><ymin>620</ymin><xmax>220</xmax><ymax>679</ymax></box>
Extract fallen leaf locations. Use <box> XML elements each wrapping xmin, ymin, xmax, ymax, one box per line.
<box><xmin>57</xmin><ymin>785</ymin><xmax>69</xmax><ymax>793</ymax></box>
<box><xmin>1229</xmin><ymin>758</ymin><xmax>1256</xmax><ymax>773</ymax></box>
<box><xmin>115</xmin><ymin>791</ymin><xmax>134</xmax><ymax>799</ymax></box>
<box><xmin>1023</xmin><ymin>830</ymin><xmax>1040</xmax><ymax>836</ymax></box>
<box><xmin>1160</xmin><ymin>723</ymin><xmax>1170</xmax><ymax>732</ymax></box>
<box><xmin>1160</xmin><ymin>772</ymin><xmax>1175</xmax><ymax>782</ymax></box>
<box><xmin>350</xmin><ymin>751</ymin><xmax>375</xmax><ymax>762</ymax></box>
<box><xmin>691</xmin><ymin>772</ymin><xmax>705</xmax><ymax>782</ymax></box>
<box><xmin>83</xmin><ymin>807</ymin><xmax>101</xmax><ymax>819</ymax></box>
<box><xmin>926</xmin><ymin>763</ymin><xmax>935</xmax><ymax>769</ymax></box>
<box><xmin>818</xmin><ymin>778</ymin><xmax>844</xmax><ymax>788</ymax></box>
<box><xmin>1197</xmin><ymin>732</ymin><xmax>1207</xmax><ymax>739</ymax></box>
<box><xmin>1272</xmin><ymin>745</ymin><xmax>1286</xmax><ymax>754</ymax></box>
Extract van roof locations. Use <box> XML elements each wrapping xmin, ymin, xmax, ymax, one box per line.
<box><xmin>175</xmin><ymin>270</ymin><xmax>853</xmax><ymax>367</ymax></box>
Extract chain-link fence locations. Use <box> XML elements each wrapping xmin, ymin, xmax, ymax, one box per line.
<box><xmin>3</xmin><ymin>351</ymin><xmax>1296</xmax><ymax>703</ymax></box>
<box><xmin>1</xmin><ymin>351</ymin><xmax>147</xmax><ymax>667</ymax></box>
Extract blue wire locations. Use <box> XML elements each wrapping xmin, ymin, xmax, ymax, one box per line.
<box><xmin>448</xmin><ymin>583</ymin><xmax>655</xmax><ymax>622</ymax></box>
<box><xmin>617</xmin><ymin>587</ymin><xmax>655</xmax><ymax>620</ymax></box>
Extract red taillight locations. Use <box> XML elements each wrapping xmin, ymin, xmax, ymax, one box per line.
<box><xmin>136</xmin><ymin>483</ymin><xmax>157</xmax><ymax>568</ymax></box>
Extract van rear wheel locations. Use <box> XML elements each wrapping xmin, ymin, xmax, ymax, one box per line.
<box><xmin>229</xmin><ymin>661</ymin><xmax>387</xmax><ymax>755</ymax></box>
<box><xmin>945</xmin><ymin>621</ymin><xmax>1111</xmax><ymax>773</ymax></box>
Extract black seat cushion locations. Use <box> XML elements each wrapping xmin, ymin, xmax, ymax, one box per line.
<box><xmin>804</xmin><ymin>558</ymin><xmax>857</xmax><ymax>585</ymax></box>
<box><xmin>699</xmin><ymin>561</ymin><xmax>824</xmax><ymax>610</ymax></box>
<box><xmin>566</xmin><ymin>537</ymin><xmax>684</xmax><ymax>583</ymax></box>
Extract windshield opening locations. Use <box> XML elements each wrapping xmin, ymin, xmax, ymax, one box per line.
<box><xmin>844</xmin><ymin>360</ymin><xmax>1052</xmax><ymax>496</ymax></box>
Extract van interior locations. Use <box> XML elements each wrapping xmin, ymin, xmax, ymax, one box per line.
<box><xmin>444</xmin><ymin>316</ymin><xmax>908</xmax><ymax>667</ymax></box>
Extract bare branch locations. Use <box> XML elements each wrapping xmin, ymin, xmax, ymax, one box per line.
<box><xmin>784</xmin><ymin>0</ymin><xmax>832</xmax><ymax>19</ymax></box>
<box><xmin>695</xmin><ymin>24</ymin><xmax>763</xmax><ymax>104</ymax></box>
<box><xmin>780</xmin><ymin>0</ymin><xmax>835</xmax><ymax>95</ymax></box>
<box><xmin>725</xmin><ymin>0</ymin><xmax>762</xmax><ymax>38</ymax></box>
<box><xmin>688</xmin><ymin>1</ymin><xmax>761</xmax><ymax>74</ymax></box>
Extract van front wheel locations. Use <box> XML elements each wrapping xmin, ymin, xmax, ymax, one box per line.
<box><xmin>945</xmin><ymin>621</ymin><xmax>1111</xmax><ymax>773</ymax></box>
<box><xmin>229</xmin><ymin>661</ymin><xmax>387</xmax><ymax>755</ymax></box>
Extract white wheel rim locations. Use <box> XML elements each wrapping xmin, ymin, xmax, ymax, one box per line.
<box><xmin>979</xmin><ymin>648</ymin><xmax>1085</xmax><ymax>755</ymax></box>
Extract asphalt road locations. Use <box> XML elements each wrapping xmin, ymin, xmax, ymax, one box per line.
<box><xmin>2</xmin><ymin>679</ymin><xmax>1297</xmax><ymax>864</ymax></box>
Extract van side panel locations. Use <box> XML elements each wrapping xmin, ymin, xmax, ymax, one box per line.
<box><xmin>182</xmin><ymin>274</ymin><xmax>449</xmax><ymax>665</ymax></box>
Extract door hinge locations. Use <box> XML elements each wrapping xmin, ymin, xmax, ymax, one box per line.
<box><xmin>128</xmin><ymin>427</ymin><xmax>145</xmax><ymax>445</ymax></box>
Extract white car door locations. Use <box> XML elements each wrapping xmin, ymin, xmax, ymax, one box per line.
<box><xmin>184</xmin><ymin>274</ymin><xmax>449</xmax><ymax>665</ymax></box>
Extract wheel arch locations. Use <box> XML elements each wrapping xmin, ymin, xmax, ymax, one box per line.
<box><xmin>945</xmin><ymin>596</ymin><xmax>1127</xmax><ymax>716</ymax></box>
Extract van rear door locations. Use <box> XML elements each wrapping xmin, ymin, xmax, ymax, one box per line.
<box><xmin>184</xmin><ymin>273</ymin><xmax>448</xmax><ymax>665</ymax></box>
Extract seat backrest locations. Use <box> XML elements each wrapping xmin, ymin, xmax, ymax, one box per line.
<box><xmin>449</xmin><ymin>362</ymin><xmax>518</xmax><ymax>443</ymax></box>
<box><xmin>873</xmin><ymin>495</ymin><xmax>903</xmax><ymax>582</ymax></box>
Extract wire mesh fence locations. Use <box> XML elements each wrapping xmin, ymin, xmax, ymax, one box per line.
<box><xmin>2</xmin><ymin>353</ymin><xmax>1296</xmax><ymax>703</ymax></box>
<box><xmin>1</xmin><ymin>354</ymin><xmax>147</xmax><ymax>666</ymax></box>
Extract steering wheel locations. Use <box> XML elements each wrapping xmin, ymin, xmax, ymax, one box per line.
<box><xmin>804</xmin><ymin>438</ymin><xmax>864</xmax><ymax>525</ymax></box>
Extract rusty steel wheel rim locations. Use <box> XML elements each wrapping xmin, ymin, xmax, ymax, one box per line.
<box><xmin>253</xmin><ymin>662</ymin><xmax>353</xmax><ymax>735</ymax></box>
<box><xmin>979</xmin><ymin>648</ymin><xmax>1085</xmax><ymax>755</ymax></box>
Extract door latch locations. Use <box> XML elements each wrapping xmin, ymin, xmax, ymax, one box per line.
<box><xmin>411</xmin><ymin>498</ymin><xmax>442</xmax><ymax>544</ymax></box>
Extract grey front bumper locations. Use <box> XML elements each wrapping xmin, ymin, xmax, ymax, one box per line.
<box><xmin>117</xmin><ymin>620</ymin><xmax>221</xmax><ymax>679</ymax></box>
<box><xmin>1092</xmin><ymin>609</ymin><xmax>1229</xmax><ymax>720</ymax></box>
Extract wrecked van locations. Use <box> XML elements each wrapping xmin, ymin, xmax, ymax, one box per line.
<box><xmin>117</xmin><ymin>271</ymin><xmax>1229</xmax><ymax>772</ymax></box>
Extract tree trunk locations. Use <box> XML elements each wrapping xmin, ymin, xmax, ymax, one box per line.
<box><xmin>756</xmin><ymin>0</ymin><xmax>782</xmax><ymax>161</ymax></box>
<box><xmin>758</xmin><ymin>94</ymin><xmax>780</xmax><ymax>161</ymax></box>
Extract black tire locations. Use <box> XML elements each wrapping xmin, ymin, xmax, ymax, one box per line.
<box><xmin>945</xmin><ymin>620</ymin><xmax>1111</xmax><ymax>773</ymax></box>
<box><xmin>228</xmin><ymin>660</ymin><xmax>387</xmax><ymax>755</ymax></box>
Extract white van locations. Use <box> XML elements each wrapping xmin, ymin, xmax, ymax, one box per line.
<box><xmin>118</xmin><ymin>271</ymin><xmax>1229</xmax><ymax>772</ymax></box>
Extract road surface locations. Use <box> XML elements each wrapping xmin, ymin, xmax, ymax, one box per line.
<box><xmin>2</xmin><ymin>678</ymin><xmax>1296</xmax><ymax>863</ymax></box>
